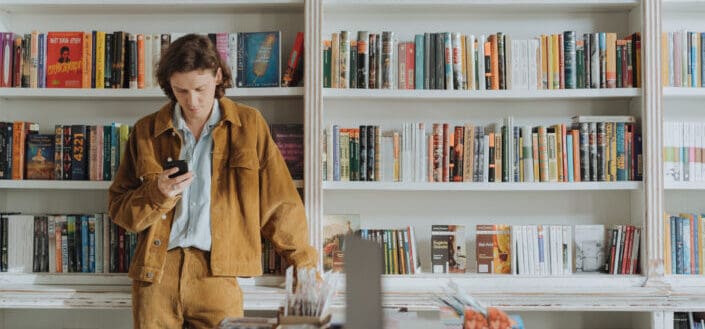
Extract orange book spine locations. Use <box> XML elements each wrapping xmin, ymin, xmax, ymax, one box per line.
<box><xmin>82</xmin><ymin>32</ymin><xmax>92</xmax><ymax>88</ymax></box>
<box><xmin>490</xmin><ymin>35</ymin><xmax>499</xmax><ymax>90</ymax></box>
<box><xmin>606</xmin><ymin>33</ymin><xmax>617</xmax><ymax>88</ymax></box>
<box><xmin>11</xmin><ymin>122</ymin><xmax>25</xmax><ymax>180</ymax></box>
<box><xmin>137</xmin><ymin>34</ymin><xmax>145</xmax><ymax>89</ymax></box>
<box><xmin>55</xmin><ymin>218</ymin><xmax>63</xmax><ymax>272</ymax></box>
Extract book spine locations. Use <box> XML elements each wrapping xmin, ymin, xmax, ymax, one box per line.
<box><xmin>415</xmin><ymin>34</ymin><xmax>424</xmax><ymax>90</ymax></box>
<box><xmin>564</xmin><ymin>31</ymin><xmax>576</xmax><ymax>89</ymax></box>
<box><xmin>357</xmin><ymin>31</ymin><xmax>369</xmax><ymax>89</ymax></box>
<box><xmin>382</xmin><ymin>31</ymin><xmax>394</xmax><ymax>89</ymax></box>
<box><xmin>339</xmin><ymin>31</ymin><xmax>349</xmax><ymax>89</ymax></box>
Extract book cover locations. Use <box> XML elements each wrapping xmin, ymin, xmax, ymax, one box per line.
<box><xmin>237</xmin><ymin>31</ymin><xmax>281</xmax><ymax>87</ymax></box>
<box><xmin>322</xmin><ymin>214</ymin><xmax>360</xmax><ymax>272</ymax></box>
<box><xmin>574</xmin><ymin>225</ymin><xmax>606</xmax><ymax>272</ymax></box>
<box><xmin>25</xmin><ymin>134</ymin><xmax>55</xmax><ymax>180</ymax></box>
<box><xmin>431</xmin><ymin>225</ymin><xmax>466</xmax><ymax>274</ymax></box>
<box><xmin>270</xmin><ymin>124</ymin><xmax>303</xmax><ymax>180</ymax></box>
<box><xmin>46</xmin><ymin>31</ymin><xmax>83</xmax><ymax>88</ymax></box>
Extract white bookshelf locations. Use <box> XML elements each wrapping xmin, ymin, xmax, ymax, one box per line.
<box><xmin>0</xmin><ymin>87</ymin><xmax>304</xmax><ymax>100</ymax></box>
<box><xmin>0</xmin><ymin>0</ymin><xmax>690</xmax><ymax>327</ymax></box>
<box><xmin>315</xmin><ymin>0</ymin><xmax>664</xmax><ymax>327</ymax></box>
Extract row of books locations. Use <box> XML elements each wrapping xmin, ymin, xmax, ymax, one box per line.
<box><xmin>0</xmin><ymin>213</ymin><xmax>135</xmax><ymax>273</ymax></box>
<box><xmin>664</xmin><ymin>122</ymin><xmax>705</xmax><ymax>183</ymax></box>
<box><xmin>0</xmin><ymin>30</ymin><xmax>304</xmax><ymax>89</ymax></box>
<box><xmin>0</xmin><ymin>121</ymin><xmax>304</xmax><ymax>181</ymax></box>
<box><xmin>674</xmin><ymin>312</ymin><xmax>705</xmax><ymax>329</ymax></box>
<box><xmin>661</xmin><ymin>31</ymin><xmax>705</xmax><ymax>88</ymax></box>
<box><xmin>0</xmin><ymin>213</ymin><xmax>293</xmax><ymax>275</ymax></box>
<box><xmin>664</xmin><ymin>212</ymin><xmax>705</xmax><ymax>275</ymax></box>
<box><xmin>0</xmin><ymin>122</ymin><xmax>130</xmax><ymax>181</ymax></box>
<box><xmin>478</xmin><ymin>224</ymin><xmax>640</xmax><ymax>276</ymax></box>
<box><xmin>323</xmin><ymin>215</ymin><xmax>640</xmax><ymax>276</ymax></box>
<box><xmin>323</xmin><ymin>31</ymin><xmax>641</xmax><ymax>90</ymax></box>
<box><xmin>322</xmin><ymin>116</ymin><xmax>642</xmax><ymax>183</ymax></box>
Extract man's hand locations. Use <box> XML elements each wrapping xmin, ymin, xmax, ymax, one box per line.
<box><xmin>157</xmin><ymin>167</ymin><xmax>194</xmax><ymax>198</ymax></box>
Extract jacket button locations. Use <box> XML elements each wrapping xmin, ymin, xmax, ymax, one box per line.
<box><xmin>146</xmin><ymin>272</ymin><xmax>154</xmax><ymax>279</ymax></box>
<box><xmin>171</xmin><ymin>131</ymin><xmax>176</xmax><ymax>137</ymax></box>
<box><xmin>154</xmin><ymin>239</ymin><xmax>161</xmax><ymax>247</ymax></box>
<box><xmin>167</xmin><ymin>157</ymin><xmax>173</xmax><ymax>162</ymax></box>
<box><xmin>139</xmin><ymin>176</ymin><xmax>144</xmax><ymax>182</ymax></box>
<box><xmin>161</xmin><ymin>214</ymin><xmax>167</xmax><ymax>220</ymax></box>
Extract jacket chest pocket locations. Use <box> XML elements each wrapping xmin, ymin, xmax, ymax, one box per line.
<box><xmin>228</xmin><ymin>150</ymin><xmax>259</xmax><ymax>187</ymax></box>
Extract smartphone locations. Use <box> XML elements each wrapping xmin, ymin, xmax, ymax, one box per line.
<box><xmin>164</xmin><ymin>159</ymin><xmax>188</xmax><ymax>178</ymax></box>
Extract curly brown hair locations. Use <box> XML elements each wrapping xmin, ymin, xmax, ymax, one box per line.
<box><xmin>156</xmin><ymin>33</ymin><xmax>233</xmax><ymax>102</ymax></box>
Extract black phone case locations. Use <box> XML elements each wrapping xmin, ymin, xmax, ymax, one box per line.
<box><xmin>165</xmin><ymin>160</ymin><xmax>188</xmax><ymax>178</ymax></box>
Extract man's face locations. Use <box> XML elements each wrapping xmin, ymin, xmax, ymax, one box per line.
<box><xmin>170</xmin><ymin>68</ymin><xmax>222</xmax><ymax>123</ymax></box>
<box><xmin>61</xmin><ymin>50</ymin><xmax>69</xmax><ymax>60</ymax></box>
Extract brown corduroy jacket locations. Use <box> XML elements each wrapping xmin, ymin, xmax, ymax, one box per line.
<box><xmin>108</xmin><ymin>97</ymin><xmax>316</xmax><ymax>283</ymax></box>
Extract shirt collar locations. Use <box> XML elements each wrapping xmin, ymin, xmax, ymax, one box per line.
<box><xmin>173</xmin><ymin>100</ymin><xmax>222</xmax><ymax>134</ymax></box>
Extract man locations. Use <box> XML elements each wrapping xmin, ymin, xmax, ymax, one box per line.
<box><xmin>58</xmin><ymin>46</ymin><xmax>70</xmax><ymax>63</ymax></box>
<box><xmin>108</xmin><ymin>34</ymin><xmax>317</xmax><ymax>329</ymax></box>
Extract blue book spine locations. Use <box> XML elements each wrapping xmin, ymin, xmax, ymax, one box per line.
<box><xmin>701</xmin><ymin>33</ymin><xmax>705</xmax><ymax>87</ymax></box>
<box><xmin>333</xmin><ymin>125</ymin><xmax>340</xmax><ymax>181</ymax></box>
<box><xmin>684</xmin><ymin>217</ymin><xmax>692</xmax><ymax>275</ymax></box>
<box><xmin>671</xmin><ymin>216</ymin><xmax>677</xmax><ymax>274</ymax></box>
<box><xmin>599</xmin><ymin>33</ymin><xmax>607</xmax><ymax>88</ymax></box>
<box><xmin>111</xmin><ymin>123</ymin><xmax>119</xmax><ymax>176</ymax></box>
<box><xmin>566</xmin><ymin>134</ymin><xmax>574</xmax><ymax>182</ymax></box>
<box><xmin>37</xmin><ymin>33</ymin><xmax>45</xmax><ymax>88</ymax></box>
<box><xmin>676</xmin><ymin>216</ymin><xmax>683</xmax><ymax>274</ymax></box>
<box><xmin>616</xmin><ymin>122</ymin><xmax>626</xmax><ymax>181</ymax></box>
<box><xmin>415</xmin><ymin>34</ymin><xmax>424</xmax><ymax>90</ymax></box>
<box><xmin>691</xmin><ymin>32</ymin><xmax>697</xmax><ymax>87</ymax></box>
<box><xmin>81</xmin><ymin>216</ymin><xmax>89</xmax><ymax>273</ymax></box>
<box><xmin>694</xmin><ymin>214</ymin><xmax>700</xmax><ymax>274</ymax></box>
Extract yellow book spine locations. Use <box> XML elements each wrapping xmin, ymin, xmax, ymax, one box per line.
<box><xmin>662</xmin><ymin>32</ymin><xmax>668</xmax><ymax>87</ymax></box>
<box><xmin>546</xmin><ymin>35</ymin><xmax>553</xmax><ymax>90</ymax></box>
<box><xmin>606</xmin><ymin>33</ymin><xmax>617</xmax><ymax>88</ymax></box>
<box><xmin>552</xmin><ymin>34</ymin><xmax>560</xmax><ymax>90</ymax></box>
<box><xmin>96</xmin><ymin>31</ymin><xmax>105</xmax><ymax>89</ymax></box>
<box><xmin>664</xmin><ymin>213</ymin><xmax>671</xmax><ymax>275</ymax></box>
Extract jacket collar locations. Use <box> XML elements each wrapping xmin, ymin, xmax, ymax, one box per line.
<box><xmin>153</xmin><ymin>97</ymin><xmax>242</xmax><ymax>137</ymax></box>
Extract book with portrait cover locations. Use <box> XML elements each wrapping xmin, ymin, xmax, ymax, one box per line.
<box><xmin>25</xmin><ymin>134</ymin><xmax>55</xmax><ymax>180</ymax></box>
<box><xmin>237</xmin><ymin>31</ymin><xmax>280</xmax><ymax>87</ymax></box>
<box><xmin>322</xmin><ymin>214</ymin><xmax>360</xmax><ymax>272</ymax></box>
<box><xmin>46</xmin><ymin>32</ymin><xmax>83</xmax><ymax>88</ymax></box>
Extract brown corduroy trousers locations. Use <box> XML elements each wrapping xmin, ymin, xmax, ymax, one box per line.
<box><xmin>131</xmin><ymin>247</ymin><xmax>244</xmax><ymax>329</ymax></box>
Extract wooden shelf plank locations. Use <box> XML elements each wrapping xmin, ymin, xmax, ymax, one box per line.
<box><xmin>323</xmin><ymin>181</ymin><xmax>642</xmax><ymax>191</ymax></box>
<box><xmin>0</xmin><ymin>87</ymin><xmax>303</xmax><ymax>100</ymax></box>
<box><xmin>323</xmin><ymin>88</ymin><xmax>640</xmax><ymax>101</ymax></box>
<box><xmin>0</xmin><ymin>180</ymin><xmax>303</xmax><ymax>190</ymax></box>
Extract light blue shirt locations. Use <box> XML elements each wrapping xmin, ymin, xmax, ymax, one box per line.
<box><xmin>167</xmin><ymin>100</ymin><xmax>221</xmax><ymax>251</ymax></box>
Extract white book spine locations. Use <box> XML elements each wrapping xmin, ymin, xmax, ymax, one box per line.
<box><xmin>144</xmin><ymin>34</ymin><xmax>153</xmax><ymax>88</ymax></box>
<box><xmin>478</xmin><ymin>35</ymin><xmax>486</xmax><ymax>90</ymax></box>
